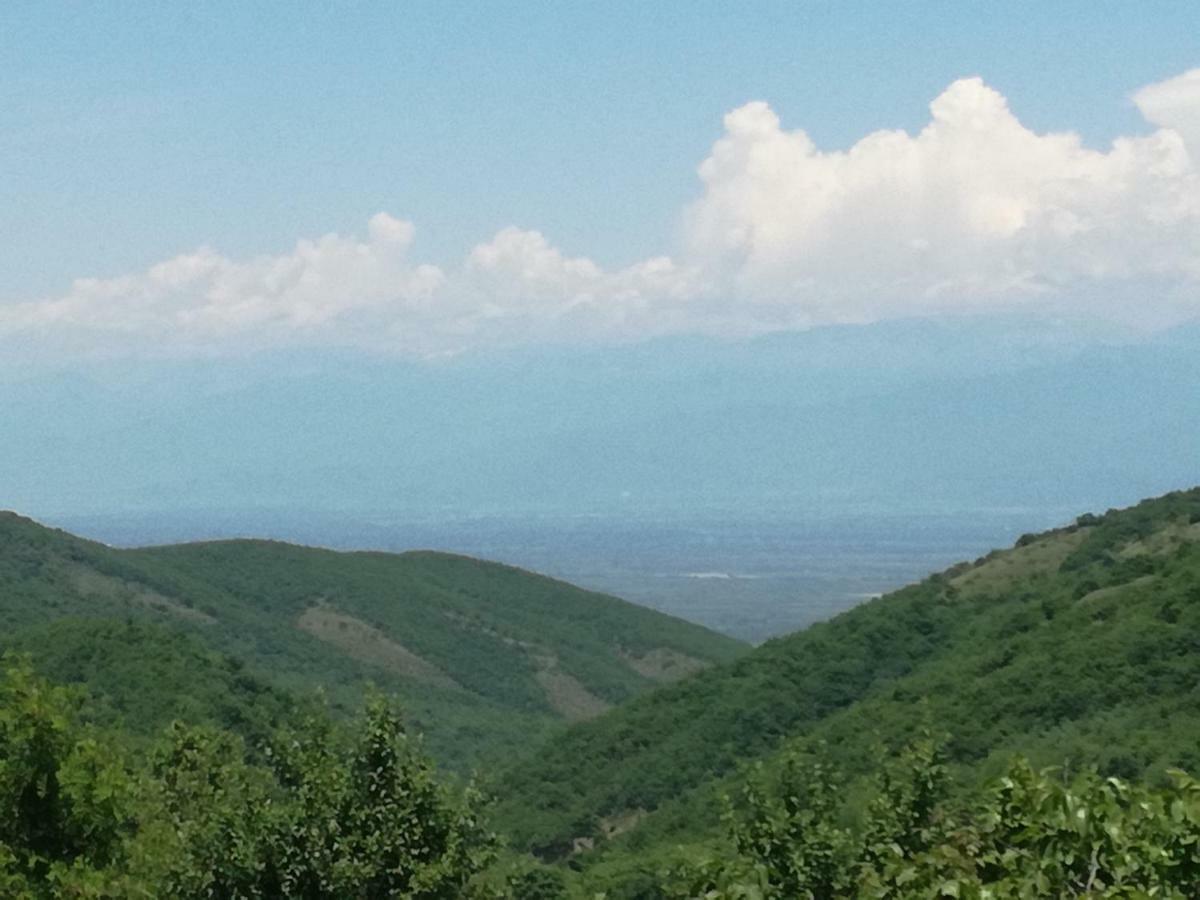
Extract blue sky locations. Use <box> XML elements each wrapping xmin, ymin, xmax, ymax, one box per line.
<box><xmin>2</xmin><ymin>1</ymin><xmax>1199</xmax><ymax>361</ymax></box>
<box><xmin>3</xmin><ymin>3</ymin><xmax>1199</xmax><ymax>521</ymax></box>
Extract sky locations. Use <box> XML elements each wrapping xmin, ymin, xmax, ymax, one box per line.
<box><xmin>3</xmin><ymin>1</ymin><xmax>1200</xmax><ymax>364</ymax></box>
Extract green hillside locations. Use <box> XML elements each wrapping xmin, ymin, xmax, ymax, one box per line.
<box><xmin>492</xmin><ymin>488</ymin><xmax>1200</xmax><ymax>892</ymax></box>
<box><xmin>2</xmin><ymin>619</ymin><xmax>301</xmax><ymax>748</ymax></box>
<box><xmin>7</xmin><ymin>490</ymin><xmax>1200</xmax><ymax>897</ymax></box>
<box><xmin>0</xmin><ymin>512</ymin><xmax>745</xmax><ymax>770</ymax></box>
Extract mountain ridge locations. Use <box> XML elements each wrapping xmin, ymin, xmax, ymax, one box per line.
<box><xmin>0</xmin><ymin>510</ymin><xmax>745</xmax><ymax>771</ymax></box>
<box><xmin>6</xmin><ymin>315</ymin><xmax>1197</xmax><ymax>518</ymax></box>
<box><xmin>489</xmin><ymin>487</ymin><xmax>1200</xmax><ymax>894</ymax></box>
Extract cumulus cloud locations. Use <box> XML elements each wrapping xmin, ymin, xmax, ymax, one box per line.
<box><xmin>457</xmin><ymin>228</ymin><xmax>708</xmax><ymax>344</ymax></box>
<box><xmin>684</xmin><ymin>77</ymin><xmax>1200</xmax><ymax>325</ymax></box>
<box><xmin>0</xmin><ymin>212</ymin><xmax>448</xmax><ymax>357</ymax></box>
<box><xmin>0</xmin><ymin>216</ymin><xmax>703</xmax><ymax>360</ymax></box>
<box><xmin>3</xmin><ymin>70</ymin><xmax>1200</xmax><ymax>361</ymax></box>
<box><xmin>1135</xmin><ymin>68</ymin><xmax>1200</xmax><ymax>155</ymax></box>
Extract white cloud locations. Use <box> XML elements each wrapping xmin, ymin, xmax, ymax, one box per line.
<box><xmin>456</xmin><ymin>228</ymin><xmax>707</xmax><ymax>343</ymax></box>
<box><xmin>684</xmin><ymin>77</ymin><xmax>1200</xmax><ymax>325</ymax></box>
<box><xmin>0</xmin><ymin>217</ymin><xmax>701</xmax><ymax>359</ymax></box>
<box><xmin>0</xmin><ymin>213</ymin><xmax>447</xmax><ymax>358</ymax></box>
<box><xmin>3</xmin><ymin>70</ymin><xmax>1200</xmax><ymax>361</ymax></box>
<box><xmin>1135</xmin><ymin>68</ymin><xmax>1200</xmax><ymax>156</ymax></box>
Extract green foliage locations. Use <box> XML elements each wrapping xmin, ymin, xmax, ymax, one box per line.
<box><xmin>0</xmin><ymin>659</ymin><xmax>495</xmax><ymax>898</ymax></box>
<box><xmin>0</xmin><ymin>512</ymin><xmax>744</xmax><ymax>773</ymax></box>
<box><xmin>5</xmin><ymin>619</ymin><xmax>300</xmax><ymax>746</ymax></box>
<box><xmin>0</xmin><ymin>657</ymin><xmax>137</xmax><ymax>897</ymax></box>
<box><xmin>670</xmin><ymin>739</ymin><xmax>1200</xmax><ymax>899</ymax></box>
<box><xmin>7</xmin><ymin>489</ymin><xmax>1200</xmax><ymax>897</ymax></box>
<box><xmin>134</xmin><ymin>698</ymin><xmax>497</xmax><ymax>898</ymax></box>
<box><xmin>698</xmin><ymin>752</ymin><xmax>853</xmax><ymax>899</ymax></box>
<box><xmin>1060</xmin><ymin>490</ymin><xmax>1200</xmax><ymax>572</ymax></box>
<box><xmin>857</xmin><ymin>738</ymin><xmax>952</xmax><ymax>892</ymax></box>
<box><xmin>502</xmin><ymin>862</ymin><xmax>570</xmax><ymax>899</ymax></box>
<box><xmin>135</xmin><ymin>723</ymin><xmax>281</xmax><ymax>897</ymax></box>
<box><xmin>495</xmin><ymin>486</ymin><xmax>1200</xmax><ymax>883</ymax></box>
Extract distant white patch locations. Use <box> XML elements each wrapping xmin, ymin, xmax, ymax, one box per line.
<box><xmin>682</xmin><ymin>571</ymin><xmax>765</xmax><ymax>580</ymax></box>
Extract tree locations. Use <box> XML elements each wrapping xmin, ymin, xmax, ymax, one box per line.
<box><xmin>0</xmin><ymin>656</ymin><xmax>137</xmax><ymax>897</ymax></box>
<box><xmin>0</xmin><ymin>659</ymin><xmax>497</xmax><ymax>898</ymax></box>
<box><xmin>134</xmin><ymin>694</ymin><xmax>497</xmax><ymax>898</ymax></box>
<box><xmin>668</xmin><ymin>738</ymin><xmax>1200</xmax><ymax>899</ymax></box>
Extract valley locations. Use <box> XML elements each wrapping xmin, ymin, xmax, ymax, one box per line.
<box><xmin>55</xmin><ymin>506</ymin><xmax>1061</xmax><ymax>642</ymax></box>
<box><xmin>0</xmin><ymin>512</ymin><xmax>743</xmax><ymax>771</ymax></box>
<box><xmin>7</xmin><ymin>12</ymin><xmax>1199</xmax><ymax>895</ymax></box>
<box><xmin>4</xmin><ymin>487</ymin><xmax>1200</xmax><ymax>896</ymax></box>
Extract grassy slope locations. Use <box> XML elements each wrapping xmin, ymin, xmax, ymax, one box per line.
<box><xmin>0</xmin><ymin>513</ymin><xmax>745</xmax><ymax>770</ymax></box>
<box><xmin>492</xmin><ymin>488</ymin><xmax>1200</xmax><ymax>882</ymax></box>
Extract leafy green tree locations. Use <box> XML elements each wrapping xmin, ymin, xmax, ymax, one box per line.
<box><xmin>0</xmin><ymin>656</ymin><xmax>137</xmax><ymax>898</ymax></box>
<box><xmin>132</xmin><ymin>723</ymin><xmax>283</xmax><ymax>898</ymax></box>
<box><xmin>134</xmin><ymin>694</ymin><xmax>496</xmax><ymax>898</ymax></box>
<box><xmin>0</xmin><ymin>658</ymin><xmax>496</xmax><ymax>898</ymax></box>
<box><xmin>668</xmin><ymin>738</ymin><xmax>1200</xmax><ymax>898</ymax></box>
<box><xmin>322</xmin><ymin>694</ymin><xmax>495</xmax><ymax>897</ymax></box>
<box><xmin>958</xmin><ymin>761</ymin><xmax>1200</xmax><ymax>896</ymax></box>
<box><xmin>667</xmin><ymin>750</ymin><xmax>853</xmax><ymax>899</ymax></box>
<box><xmin>856</xmin><ymin>737</ymin><xmax>957</xmax><ymax>896</ymax></box>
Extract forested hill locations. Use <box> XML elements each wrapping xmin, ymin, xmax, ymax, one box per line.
<box><xmin>5</xmin><ymin>490</ymin><xmax>1200</xmax><ymax>897</ymax></box>
<box><xmin>493</xmin><ymin>487</ymin><xmax>1200</xmax><ymax>889</ymax></box>
<box><xmin>0</xmin><ymin>512</ymin><xmax>745</xmax><ymax>770</ymax></box>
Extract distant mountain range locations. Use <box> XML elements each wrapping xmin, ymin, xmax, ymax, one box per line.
<box><xmin>3</xmin><ymin>314</ymin><xmax>1197</xmax><ymax>521</ymax></box>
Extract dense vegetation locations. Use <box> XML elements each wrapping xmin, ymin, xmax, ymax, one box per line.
<box><xmin>0</xmin><ymin>658</ymin><xmax>496</xmax><ymax>898</ymax></box>
<box><xmin>3</xmin><ymin>620</ymin><xmax>300</xmax><ymax>747</ymax></box>
<box><xmin>666</xmin><ymin>737</ymin><xmax>1200</xmax><ymax>898</ymax></box>
<box><xmin>8</xmin><ymin>657</ymin><xmax>1200</xmax><ymax>898</ymax></box>
<box><xmin>0</xmin><ymin>513</ymin><xmax>743</xmax><ymax>770</ymax></box>
<box><xmin>3</xmin><ymin>488</ymin><xmax>1200</xmax><ymax>896</ymax></box>
<box><xmin>493</xmin><ymin>488</ymin><xmax>1200</xmax><ymax>894</ymax></box>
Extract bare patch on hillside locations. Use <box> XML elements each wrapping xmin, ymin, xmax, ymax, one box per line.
<box><xmin>620</xmin><ymin>647</ymin><xmax>709</xmax><ymax>682</ymax></box>
<box><xmin>533</xmin><ymin>656</ymin><xmax>611</xmax><ymax>721</ymax></box>
<box><xmin>951</xmin><ymin>529</ymin><xmax>1089</xmax><ymax>595</ymax></box>
<box><xmin>298</xmin><ymin>604</ymin><xmax>459</xmax><ymax>690</ymax></box>
<box><xmin>568</xmin><ymin>808</ymin><xmax>648</xmax><ymax>857</ymax></box>
<box><xmin>442</xmin><ymin>610</ymin><xmax>611</xmax><ymax>718</ymax></box>
<box><xmin>599</xmin><ymin>808</ymin><xmax>647</xmax><ymax>839</ymax></box>
<box><xmin>70</xmin><ymin>565</ymin><xmax>214</xmax><ymax>624</ymax></box>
